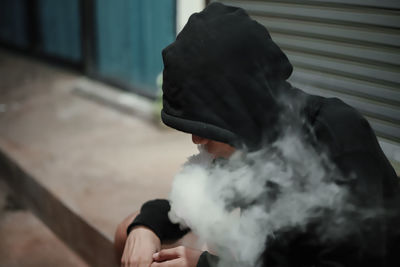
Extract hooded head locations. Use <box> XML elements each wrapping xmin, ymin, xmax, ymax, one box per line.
<box><xmin>161</xmin><ymin>2</ymin><xmax>293</xmax><ymax>150</ymax></box>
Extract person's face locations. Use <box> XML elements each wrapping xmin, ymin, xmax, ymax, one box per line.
<box><xmin>192</xmin><ymin>135</ymin><xmax>236</xmax><ymax>159</ymax></box>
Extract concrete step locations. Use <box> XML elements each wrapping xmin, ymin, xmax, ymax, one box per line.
<box><xmin>0</xmin><ymin>49</ymin><xmax>197</xmax><ymax>266</ymax></box>
<box><xmin>0</xmin><ymin>180</ymin><xmax>89</xmax><ymax>267</ymax></box>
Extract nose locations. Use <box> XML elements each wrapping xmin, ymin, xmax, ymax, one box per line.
<box><xmin>192</xmin><ymin>135</ymin><xmax>208</xmax><ymax>145</ymax></box>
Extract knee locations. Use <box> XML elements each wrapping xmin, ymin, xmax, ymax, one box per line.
<box><xmin>114</xmin><ymin>220</ymin><xmax>127</xmax><ymax>247</ymax></box>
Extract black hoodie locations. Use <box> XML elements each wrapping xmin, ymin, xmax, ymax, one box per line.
<box><xmin>161</xmin><ymin>2</ymin><xmax>293</xmax><ymax>150</ymax></box>
<box><xmin>128</xmin><ymin>3</ymin><xmax>400</xmax><ymax>267</ymax></box>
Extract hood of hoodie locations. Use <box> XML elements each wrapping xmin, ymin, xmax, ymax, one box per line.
<box><xmin>161</xmin><ymin>2</ymin><xmax>293</xmax><ymax>150</ymax></box>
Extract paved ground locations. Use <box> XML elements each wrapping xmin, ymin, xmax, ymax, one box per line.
<box><xmin>0</xmin><ymin>49</ymin><xmax>197</xmax><ymax>265</ymax></box>
<box><xmin>0</xmin><ymin>179</ymin><xmax>89</xmax><ymax>267</ymax></box>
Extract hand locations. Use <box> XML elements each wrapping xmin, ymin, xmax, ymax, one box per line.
<box><xmin>151</xmin><ymin>246</ymin><xmax>203</xmax><ymax>267</ymax></box>
<box><xmin>121</xmin><ymin>226</ymin><xmax>161</xmax><ymax>267</ymax></box>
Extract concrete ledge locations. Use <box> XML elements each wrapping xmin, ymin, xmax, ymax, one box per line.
<box><xmin>0</xmin><ymin>149</ymin><xmax>118</xmax><ymax>267</ymax></box>
<box><xmin>0</xmin><ymin>49</ymin><xmax>196</xmax><ymax>266</ymax></box>
<box><xmin>73</xmin><ymin>77</ymin><xmax>156</xmax><ymax>122</ymax></box>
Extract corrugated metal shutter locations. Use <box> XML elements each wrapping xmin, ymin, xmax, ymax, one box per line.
<box><xmin>211</xmin><ymin>0</ymin><xmax>400</xmax><ymax>149</ymax></box>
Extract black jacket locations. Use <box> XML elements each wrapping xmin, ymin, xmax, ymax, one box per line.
<box><xmin>128</xmin><ymin>3</ymin><xmax>400</xmax><ymax>267</ymax></box>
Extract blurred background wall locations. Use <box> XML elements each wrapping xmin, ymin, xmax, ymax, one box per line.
<box><xmin>0</xmin><ymin>0</ymin><xmax>398</xmax><ymax>163</ymax></box>
<box><xmin>0</xmin><ymin>0</ymin><xmax>205</xmax><ymax>98</ymax></box>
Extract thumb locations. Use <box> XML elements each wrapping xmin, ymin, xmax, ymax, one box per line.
<box><xmin>153</xmin><ymin>246</ymin><xmax>184</xmax><ymax>262</ymax></box>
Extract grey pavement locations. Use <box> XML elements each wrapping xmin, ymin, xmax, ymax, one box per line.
<box><xmin>0</xmin><ymin>49</ymin><xmax>197</xmax><ymax>265</ymax></box>
<box><xmin>0</xmin><ymin>179</ymin><xmax>90</xmax><ymax>267</ymax></box>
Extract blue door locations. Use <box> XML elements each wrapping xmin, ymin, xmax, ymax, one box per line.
<box><xmin>0</xmin><ymin>0</ymin><xmax>29</xmax><ymax>48</ymax></box>
<box><xmin>37</xmin><ymin>0</ymin><xmax>82</xmax><ymax>62</ymax></box>
<box><xmin>95</xmin><ymin>0</ymin><xmax>176</xmax><ymax>96</ymax></box>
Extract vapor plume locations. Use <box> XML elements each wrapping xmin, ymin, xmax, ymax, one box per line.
<box><xmin>168</xmin><ymin>132</ymin><xmax>351</xmax><ymax>267</ymax></box>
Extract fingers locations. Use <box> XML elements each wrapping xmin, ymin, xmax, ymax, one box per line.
<box><xmin>153</xmin><ymin>246</ymin><xmax>184</xmax><ymax>262</ymax></box>
<box><xmin>151</xmin><ymin>258</ymin><xmax>182</xmax><ymax>267</ymax></box>
<box><xmin>151</xmin><ymin>246</ymin><xmax>203</xmax><ymax>267</ymax></box>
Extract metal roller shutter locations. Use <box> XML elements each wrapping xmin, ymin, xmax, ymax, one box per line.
<box><xmin>210</xmin><ymin>0</ymin><xmax>400</xmax><ymax>164</ymax></box>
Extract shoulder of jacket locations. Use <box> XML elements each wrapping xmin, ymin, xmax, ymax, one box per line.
<box><xmin>311</xmin><ymin>97</ymin><xmax>374</xmax><ymax>157</ymax></box>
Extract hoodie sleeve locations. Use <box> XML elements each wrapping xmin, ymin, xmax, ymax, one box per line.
<box><xmin>127</xmin><ymin>199</ymin><xmax>190</xmax><ymax>242</ymax></box>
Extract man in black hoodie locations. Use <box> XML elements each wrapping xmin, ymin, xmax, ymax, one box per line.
<box><xmin>115</xmin><ymin>3</ymin><xmax>400</xmax><ymax>267</ymax></box>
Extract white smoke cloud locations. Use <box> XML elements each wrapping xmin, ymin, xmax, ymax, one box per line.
<box><xmin>168</xmin><ymin>134</ymin><xmax>350</xmax><ymax>267</ymax></box>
